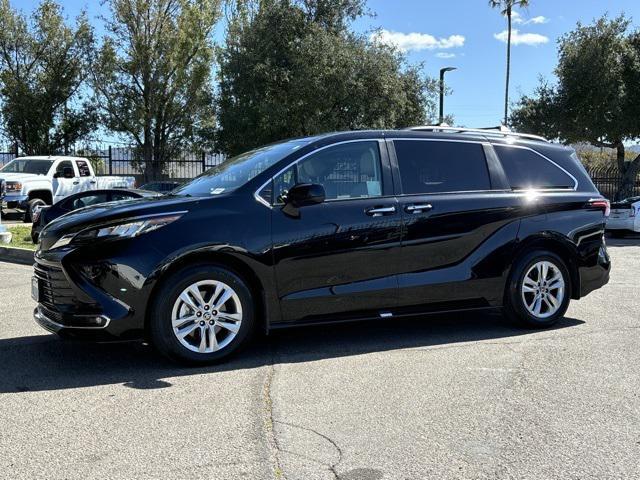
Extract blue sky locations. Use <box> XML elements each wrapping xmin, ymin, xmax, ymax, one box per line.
<box><xmin>15</xmin><ymin>0</ymin><xmax>640</xmax><ymax>127</ymax></box>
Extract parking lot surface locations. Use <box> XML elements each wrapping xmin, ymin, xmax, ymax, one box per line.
<box><xmin>1</xmin><ymin>238</ymin><xmax>639</xmax><ymax>480</ymax></box>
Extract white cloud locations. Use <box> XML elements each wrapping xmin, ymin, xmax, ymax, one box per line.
<box><xmin>371</xmin><ymin>29</ymin><xmax>465</xmax><ymax>52</ymax></box>
<box><xmin>510</xmin><ymin>11</ymin><xmax>549</xmax><ymax>25</ymax></box>
<box><xmin>494</xmin><ymin>29</ymin><xmax>549</xmax><ymax>46</ymax></box>
<box><xmin>436</xmin><ymin>52</ymin><xmax>456</xmax><ymax>59</ymax></box>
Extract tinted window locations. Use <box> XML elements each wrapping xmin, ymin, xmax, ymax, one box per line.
<box><xmin>394</xmin><ymin>140</ymin><xmax>490</xmax><ymax>194</ymax></box>
<box><xmin>111</xmin><ymin>192</ymin><xmax>138</xmax><ymax>202</ymax></box>
<box><xmin>496</xmin><ymin>146</ymin><xmax>575</xmax><ymax>190</ymax></box>
<box><xmin>173</xmin><ymin>140</ymin><xmax>309</xmax><ymax>197</ymax></box>
<box><xmin>71</xmin><ymin>193</ymin><xmax>109</xmax><ymax>210</ymax></box>
<box><xmin>56</xmin><ymin>161</ymin><xmax>75</xmax><ymax>177</ymax></box>
<box><xmin>76</xmin><ymin>160</ymin><xmax>91</xmax><ymax>177</ymax></box>
<box><xmin>0</xmin><ymin>159</ymin><xmax>53</xmax><ymax>174</ymax></box>
<box><xmin>271</xmin><ymin>141</ymin><xmax>383</xmax><ymax>203</ymax></box>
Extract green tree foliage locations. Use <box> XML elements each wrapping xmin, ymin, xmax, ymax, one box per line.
<box><xmin>217</xmin><ymin>0</ymin><xmax>437</xmax><ymax>156</ymax></box>
<box><xmin>91</xmin><ymin>0</ymin><xmax>220</xmax><ymax>179</ymax></box>
<box><xmin>511</xmin><ymin>16</ymin><xmax>640</xmax><ymax>199</ymax></box>
<box><xmin>0</xmin><ymin>0</ymin><xmax>95</xmax><ymax>155</ymax></box>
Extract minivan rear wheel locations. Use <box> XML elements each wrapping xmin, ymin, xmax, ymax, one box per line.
<box><xmin>504</xmin><ymin>250</ymin><xmax>571</xmax><ymax>328</ymax></box>
<box><xmin>149</xmin><ymin>264</ymin><xmax>255</xmax><ymax>364</ymax></box>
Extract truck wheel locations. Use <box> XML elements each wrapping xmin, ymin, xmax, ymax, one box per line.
<box><xmin>24</xmin><ymin>198</ymin><xmax>47</xmax><ymax>223</ymax></box>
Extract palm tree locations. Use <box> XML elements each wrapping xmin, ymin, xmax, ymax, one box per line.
<box><xmin>490</xmin><ymin>0</ymin><xmax>530</xmax><ymax>126</ymax></box>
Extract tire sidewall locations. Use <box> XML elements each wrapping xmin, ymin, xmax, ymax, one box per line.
<box><xmin>507</xmin><ymin>250</ymin><xmax>571</xmax><ymax>328</ymax></box>
<box><xmin>25</xmin><ymin>198</ymin><xmax>46</xmax><ymax>223</ymax></box>
<box><xmin>150</xmin><ymin>264</ymin><xmax>255</xmax><ymax>364</ymax></box>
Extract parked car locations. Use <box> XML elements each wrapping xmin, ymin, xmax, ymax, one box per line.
<box><xmin>606</xmin><ymin>196</ymin><xmax>640</xmax><ymax>237</ymax></box>
<box><xmin>139</xmin><ymin>181</ymin><xmax>182</xmax><ymax>193</ymax></box>
<box><xmin>0</xmin><ymin>156</ymin><xmax>136</xmax><ymax>222</ymax></box>
<box><xmin>33</xmin><ymin>128</ymin><xmax>611</xmax><ymax>364</ymax></box>
<box><xmin>31</xmin><ymin>189</ymin><xmax>161</xmax><ymax>243</ymax></box>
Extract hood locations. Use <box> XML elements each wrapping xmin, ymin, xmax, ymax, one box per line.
<box><xmin>38</xmin><ymin>194</ymin><xmax>204</xmax><ymax>251</ymax></box>
<box><xmin>0</xmin><ymin>172</ymin><xmax>42</xmax><ymax>182</ymax></box>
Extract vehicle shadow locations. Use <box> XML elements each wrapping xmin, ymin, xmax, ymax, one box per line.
<box><xmin>0</xmin><ymin>310</ymin><xmax>586</xmax><ymax>394</ymax></box>
<box><xmin>606</xmin><ymin>234</ymin><xmax>640</xmax><ymax>247</ymax></box>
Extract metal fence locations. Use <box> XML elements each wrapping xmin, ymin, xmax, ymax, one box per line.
<box><xmin>586</xmin><ymin>165</ymin><xmax>640</xmax><ymax>200</ymax></box>
<box><xmin>0</xmin><ymin>143</ymin><xmax>639</xmax><ymax>198</ymax></box>
<box><xmin>0</xmin><ymin>144</ymin><xmax>226</xmax><ymax>184</ymax></box>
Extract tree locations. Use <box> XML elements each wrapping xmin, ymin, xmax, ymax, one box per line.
<box><xmin>510</xmin><ymin>16</ymin><xmax>640</xmax><ymax>200</ymax></box>
<box><xmin>217</xmin><ymin>0</ymin><xmax>437</xmax><ymax>156</ymax></box>
<box><xmin>91</xmin><ymin>0</ymin><xmax>220</xmax><ymax>180</ymax></box>
<box><xmin>0</xmin><ymin>0</ymin><xmax>96</xmax><ymax>155</ymax></box>
<box><xmin>489</xmin><ymin>0</ymin><xmax>529</xmax><ymax>126</ymax></box>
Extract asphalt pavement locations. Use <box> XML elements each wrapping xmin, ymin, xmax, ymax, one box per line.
<box><xmin>0</xmin><ymin>237</ymin><xmax>638</xmax><ymax>479</ymax></box>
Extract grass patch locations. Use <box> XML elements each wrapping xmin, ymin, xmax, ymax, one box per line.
<box><xmin>5</xmin><ymin>225</ymin><xmax>35</xmax><ymax>250</ymax></box>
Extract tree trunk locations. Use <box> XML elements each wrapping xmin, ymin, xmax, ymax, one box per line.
<box><xmin>504</xmin><ymin>6</ymin><xmax>512</xmax><ymax>127</ymax></box>
<box><xmin>616</xmin><ymin>144</ymin><xmax>640</xmax><ymax>201</ymax></box>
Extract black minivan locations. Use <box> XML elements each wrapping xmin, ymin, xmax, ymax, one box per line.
<box><xmin>33</xmin><ymin>128</ymin><xmax>611</xmax><ymax>364</ymax></box>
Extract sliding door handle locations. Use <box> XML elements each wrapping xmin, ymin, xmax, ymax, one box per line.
<box><xmin>404</xmin><ymin>203</ymin><xmax>433</xmax><ymax>214</ymax></box>
<box><xmin>365</xmin><ymin>206</ymin><xmax>396</xmax><ymax>217</ymax></box>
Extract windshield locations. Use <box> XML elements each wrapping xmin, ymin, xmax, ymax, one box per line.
<box><xmin>0</xmin><ymin>159</ymin><xmax>53</xmax><ymax>175</ymax></box>
<box><xmin>172</xmin><ymin>140</ymin><xmax>309</xmax><ymax>197</ymax></box>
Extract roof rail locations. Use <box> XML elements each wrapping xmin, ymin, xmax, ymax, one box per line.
<box><xmin>406</xmin><ymin>125</ymin><xmax>549</xmax><ymax>143</ymax></box>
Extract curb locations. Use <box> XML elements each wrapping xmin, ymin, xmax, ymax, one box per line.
<box><xmin>0</xmin><ymin>246</ymin><xmax>34</xmax><ymax>265</ymax></box>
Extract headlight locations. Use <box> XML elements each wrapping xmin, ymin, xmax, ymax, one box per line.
<box><xmin>50</xmin><ymin>213</ymin><xmax>184</xmax><ymax>250</ymax></box>
<box><xmin>5</xmin><ymin>181</ymin><xmax>22</xmax><ymax>192</ymax></box>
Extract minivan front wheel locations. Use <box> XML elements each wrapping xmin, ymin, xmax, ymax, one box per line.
<box><xmin>504</xmin><ymin>250</ymin><xmax>571</xmax><ymax>328</ymax></box>
<box><xmin>150</xmin><ymin>264</ymin><xmax>255</xmax><ymax>364</ymax></box>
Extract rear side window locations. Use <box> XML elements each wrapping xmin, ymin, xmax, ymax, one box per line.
<box><xmin>495</xmin><ymin>146</ymin><xmax>575</xmax><ymax>190</ymax></box>
<box><xmin>394</xmin><ymin>140</ymin><xmax>491</xmax><ymax>194</ymax></box>
<box><xmin>76</xmin><ymin>160</ymin><xmax>91</xmax><ymax>177</ymax></box>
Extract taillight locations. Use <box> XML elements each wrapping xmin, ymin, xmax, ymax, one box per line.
<box><xmin>588</xmin><ymin>198</ymin><xmax>610</xmax><ymax>217</ymax></box>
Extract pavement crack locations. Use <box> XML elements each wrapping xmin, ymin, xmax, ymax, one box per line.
<box><xmin>274</xmin><ymin>420</ymin><xmax>344</xmax><ymax>479</ymax></box>
<box><xmin>263</xmin><ymin>345</ymin><xmax>286</xmax><ymax>480</ymax></box>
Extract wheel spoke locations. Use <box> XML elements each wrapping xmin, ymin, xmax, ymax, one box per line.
<box><xmin>188</xmin><ymin>285</ymin><xmax>206</xmax><ymax>308</ymax></box>
<box><xmin>179</xmin><ymin>291</ymin><xmax>199</xmax><ymax>312</ymax></box>
<box><xmin>172</xmin><ymin>314</ymin><xmax>197</xmax><ymax>328</ymax></box>
<box><xmin>522</xmin><ymin>284</ymin><xmax>536</xmax><ymax>293</ymax></box>
<box><xmin>214</xmin><ymin>288</ymin><xmax>234</xmax><ymax>310</ymax></box>
<box><xmin>523</xmin><ymin>277</ymin><xmax>537</xmax><ymax>288</ymax></box>
<box><xmin>207</xmin><ymin>326</ymin><xmax>218</xmax><ymax>350</ymax></box>
<box><xmin>541</xmin><ymin>262</ymin><xmax>549</xmax><ymax>281</ymax></box>
<box><xmin>548</xmin><ymin>278</ymin><xmax>564</xmax><ymax>291</ymax></box>
<box><xmin>546</xmin><ymin>293</ymin><xmax>559</xmax><ymax>309</ymax></box>
<box><xmin>533</xmin><ymin>296</ymin><xmax>542</xmax><ymax>315</ymax></box>
<box><xmin>207</xmin><ymin>283</ymin><xmax>222</xmax><ymax>307</ymax></box>
<box><xmin>198</xmin><ymin>326</ymin><xmax>207</xmax><ymax>352</ymax></box>
<box><xmin>176</xmin><ymin>322</ymin><xmax>199</xmax><ymax>339</ymax></box>
<box><xmin>216</xmin><ymin>318</ymin><xmax>240</xmax><ymax>334</ymax></box>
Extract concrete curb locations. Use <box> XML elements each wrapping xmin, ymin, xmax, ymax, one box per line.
<box><xmin>0</xmin><ymin>246</ymin><xmax>34</xmax><ymax>265</ymax></box>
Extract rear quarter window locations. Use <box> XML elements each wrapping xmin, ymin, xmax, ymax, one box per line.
<box><xmin>495</xmin><ymin>145</ymin><xmax>576</xmax><ymax>190</ymax></box>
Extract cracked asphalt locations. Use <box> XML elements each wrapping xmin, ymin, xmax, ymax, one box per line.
<box><xmin>1</xmin><ymin>237</ymin><xmax>639</xmax><ymax>480</ymax></box>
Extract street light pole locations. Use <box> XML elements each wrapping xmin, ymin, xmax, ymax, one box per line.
<box><xmin>439</xmin><ymin>67</ymin><xmax>457</xmax><ymax>125</ymax></box>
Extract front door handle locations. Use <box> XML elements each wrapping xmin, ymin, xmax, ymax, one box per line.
<box><xmin>404</xmin><ymin>203</ymin><xmax>433</xmax><ymax>214</ymax></box>
<box><xmin>73</xmin><ymin>181</ymin><xmax>80</xmax><ymax>185</ymax></box>
<box><xmin>365</xmin><ymin>206</ymin><xmax>396</xmax><ymax>217</ymax></box>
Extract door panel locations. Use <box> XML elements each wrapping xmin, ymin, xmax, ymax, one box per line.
<box><xmin>272</xmin><ymin>198</ymin><xmax>402</xmax><ymax>322</ymax></box>
<box><xmin>52</xmin><ymin>161</ymin><xmax>79</xmax><ymax>203</ymax></box>
<box><xmin>269</xmin><ymin>139</ymin><xmax>401</xmax><ymax>323</ymax></box>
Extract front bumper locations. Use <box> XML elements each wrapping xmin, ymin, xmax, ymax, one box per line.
<box><xmin>1</xmin><ymin>194</ymin><xmax>28</xmax><ymax>211</ymax></box>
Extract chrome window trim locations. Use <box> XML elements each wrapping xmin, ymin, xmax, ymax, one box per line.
<box><xmin>491</xmin><ymin>143</ymin><xmax>578</xmax><ymax>191</ymax></box>
<box><xmin>254</xmin><ymin>139</ymin><xmax>385</xmax><ymax>209</ymax></box>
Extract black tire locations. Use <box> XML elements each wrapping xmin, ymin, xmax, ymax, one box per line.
<box><xmin>504</xmin><ymin>250</ymin><xmax>571</xmax><ymax>329</ymax></box>
<box><xmin>24</xmin><ymin>198</ymin><xmax>47</xmax><ymax>223</ymax></box>
<box><xmin>149</xmin><ymin>264</ymin><xmax>255</xmax><ymax>365</ymax></box>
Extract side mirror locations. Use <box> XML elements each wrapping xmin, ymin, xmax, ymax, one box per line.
<box><xmin>286</xmin><ymin>183</ymin><xmax>325</xmax><ymax>207</ymax></box>
<box><xmin>282</xmin><ymin>183</ymin><xmax>325</xmax><ymax>218</ymax></box>
<box><xmin>63</xmin><ymin>167</ymin><xmax>75</xmax><ymax>179</ymax></box>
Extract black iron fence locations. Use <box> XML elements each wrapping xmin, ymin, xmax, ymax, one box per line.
<box><xmin>0</xmin><ymin>143</ymin><xmax>638</xmax><ymax>198</ymax></box>
<box><xmin>0</xmin><ymin>143</ymin><xmax>226</xmax><ymax>185</ymax></box>
<box><xmin>586</xmin><ymin>165</ymin><xmax>640</xmax><ymax>200</ymax></box>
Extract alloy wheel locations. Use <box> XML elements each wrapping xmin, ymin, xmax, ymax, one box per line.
<box><xmin>171</xmin><ymin>280</ymin><xmax>243</xmax><ymax>353</ymax></box>
<box><xmin>521</xmin><ymin>260</ymin><xmax>565</xmax><ymax>319</ymax></box>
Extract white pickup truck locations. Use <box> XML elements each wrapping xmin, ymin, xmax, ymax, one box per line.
<box><xmin>0</xmin><ymin>156</ymin><xmax>135</xmax><ymax>221</ymax></box>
